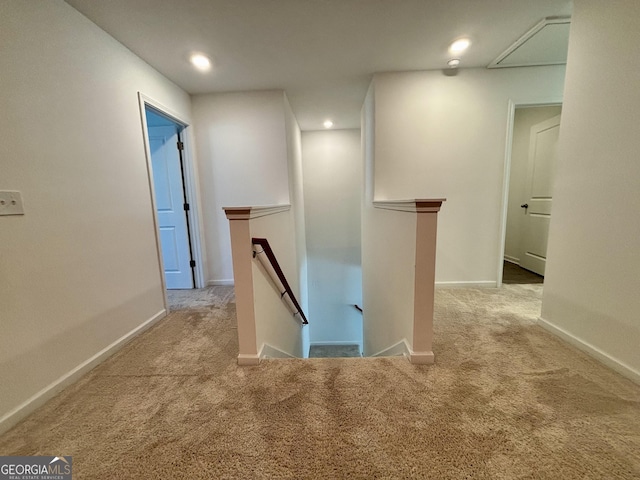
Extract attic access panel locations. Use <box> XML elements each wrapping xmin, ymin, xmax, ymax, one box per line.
<box><xmin>488</xmin><ymin>17</ymin><xmax>571</xmax><ymax>69</ymax></box>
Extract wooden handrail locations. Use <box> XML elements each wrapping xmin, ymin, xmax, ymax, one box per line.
<box><xmin>251</xmin><ymin>238</ymin><xmax>308</xmax><ymax>325</ymax></box>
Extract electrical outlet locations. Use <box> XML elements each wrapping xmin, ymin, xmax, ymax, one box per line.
<box><xmin>0</xmin><ymin>191</ymin><xmax>25</xmax><ymax>216</ymax></box>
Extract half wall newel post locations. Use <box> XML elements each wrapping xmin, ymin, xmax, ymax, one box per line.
<box><xmin>224</xmin><ymin>207</ymin><xmax>259</xmax><ymax>366</ymax></box>
<box><xmin>411</xmin><ymin>200</ymin><xmax>445</xmax><ymax>364</ymax></box>
<box><xmin>371</xmin><ymin>198</ymin><xmax>445</xmax><ymax>364</ymax></box>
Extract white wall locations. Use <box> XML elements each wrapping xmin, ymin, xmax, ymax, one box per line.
<box><xmin>192</xmin><ymin>91</ymin><xmax>291</xmax><ymax>285</ymax></box>
<box><xmin>0</xmin><ymin>0</ymin><xmax>192</xmax><ymax>430</ymax></box>
<box><xmin>284</xmin><ymin>95</ymin><xmax>310</xmax><ymax>356</ymax></box>
<box><xmin>194</xmin><ymin>91</ymin><xmax>309</xmax><ymax>355</ymax></box>
<box><xmin>373</xmin><ymin>66</ymin><xmax>565</xmax><ymax>286</ymax></box>
<box><xmin>302</xmin><ymin>129</ymin><xmax>363</xmax><ymax>348</ymax></box>
<box><xmin>250</xmin><ymin>211</ymin><xmax>304</xmax><ymax>357</ymax></box>
<box><xmin>361</xmin><ymin>85</ymin><xmax>417</xmax><ymax>356</ymax></box>
<box><xmin>541</xmin><ymin>0</ymin><xmax>640</xmax><ymax>381</ymax></box>
<box><xmin>504</xmin><ymin>106</ymin><xmax>562</xmax><ymax>264</ymax></box>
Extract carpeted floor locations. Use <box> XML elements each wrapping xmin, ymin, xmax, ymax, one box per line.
<box><xmin>166</xmin><ymin>285</ymin><xmax>235</xmax><ymax>311</ymax></box>
<box><xmin>309</xmin><ymin>344</ymin><xmax>362</xmax><ymax>358</ymax></box>
<box><xmin>1</xmin><ymin>285</ymin><xmax>639</xmax><ymax>479</ymax></box>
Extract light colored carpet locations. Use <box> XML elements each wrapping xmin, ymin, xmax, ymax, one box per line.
<box><xmin>1</xmin><ymin>285</ymin><xmax>639</xmax><ymax>479</ymax></box>
<box><xmin>167</xmin><ymin>285</ymin><xmax>234</xmax><ymax>311</ymax></box>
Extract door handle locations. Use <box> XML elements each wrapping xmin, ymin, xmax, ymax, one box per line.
<box><xmin>521</xmin><ymin>203</ymin><xmax>529</xmax><ymax>209</ymax></box>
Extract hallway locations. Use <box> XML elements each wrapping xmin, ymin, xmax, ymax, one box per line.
<box><xmin>1</xmin><ymin>286</ymin><xmax>638</xmax><ymax>478</ymax></box>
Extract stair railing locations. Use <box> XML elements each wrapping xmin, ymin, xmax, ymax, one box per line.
<box><xmin>252</xmin><ymin>237</ymin><xmax>308</xmax><ymax>325</ymax></box>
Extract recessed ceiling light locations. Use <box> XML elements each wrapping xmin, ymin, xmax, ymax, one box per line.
<box><xmin>190</xmin><ymin>53</ymin><xmax>212</xmax><ymax>71</ymax></box>
<box><xmin>449</xmin><ymin>38</ymin><xmax>471</xmax><ymax>54</ymax></box>
<box><xmin>447</xmin><ymin>58</ymin><xmax>461</xmax><ymax>68</ymax></box>
<box><xmin>323</xmin><ymin>120</ymin><xmax>334</xmax><ymax>129</ymax></box>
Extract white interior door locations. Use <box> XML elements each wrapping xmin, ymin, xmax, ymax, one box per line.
<box><xmin>520</xmin><ymin>114</ymin><xmax>561</xmax><ymax>276</ymax></box>
<box><xmin>148</xmin><ymin>125</ymin><xmax>194</xmax><ymax>289</ymax></box>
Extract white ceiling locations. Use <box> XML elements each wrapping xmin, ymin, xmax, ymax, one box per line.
<box><xmin>65</xmin><ymin>0</ymin><xmax>572</xmax><ymax>130</ymax></box>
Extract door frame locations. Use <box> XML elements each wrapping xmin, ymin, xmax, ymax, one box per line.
<box><xmin>497</xmin><ymin>97</ymin><xmax>563</xmax><ymax>287</ymax></box>
<box><xmin>138</xmin><ymin>93</ymin><xmax>206</xmax><ymax>301</ymax></box>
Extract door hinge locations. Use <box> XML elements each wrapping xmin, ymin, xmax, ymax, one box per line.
<box><xmin>177</xmin><ymin>141</ymin><xmax>184</xmax><ymax>151</ymax></box>
<box><xmin>190</xmin><ymin>260</ymin><xmax>196</xmax><ymax>268</ymax></box>
<box><xmin>183</xmin><ymin>203</ymin><xmax>190</xmax><ymax>211</ymax></box>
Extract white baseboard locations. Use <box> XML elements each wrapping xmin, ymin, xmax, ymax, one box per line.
<box><xmin>207</xmin><ymin>279</ymin><xmax>234</xmax><ymax>286</ymax></box>
<box><xmin>504</xmin><ymin>255</ymin><xmax>520</xmax><ymax>265</ymax></box>
<box><xmin>0</xmin><ymin>309</ymin><xmax>167</xmax><ymax>435</ymax></box>
<box><xmin>538</xmin><ymin>316</ymin><xmax>640</xmax><ymax>385</ymax></box>
<box><xmin>371</xmin><ymin>339</ymin><xmax>411</xmax><ymax>358</ymax></box>
<box><xmin>371</xmin><ymin>339</ymin><xmax>434</xmax><ymax>365</ymax></box>
<box><xmin>259</xmin><ymin>343</ymin><xmax>296</xmax><ymax>359</ymax></box>
<box><xmin>436</xmin><ymin>281</ymin><xmax>497</xmax><ymax>289</ymax></box>
<box><xmin>238</xmin><ymin>344</ymin><xmax>299</xmax><ymax>364</ymax></box>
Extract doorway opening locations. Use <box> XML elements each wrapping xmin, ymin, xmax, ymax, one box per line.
<box><xmin>139</xmin><ymin>94</ymin><xmax>204</xmax><ymax>294</ymax></box>
<box><xmin>501</xmin><ymin>104</ymin><xmax>562</xmax><ymax>286</ymax></box>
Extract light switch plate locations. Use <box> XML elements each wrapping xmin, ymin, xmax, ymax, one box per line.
<box><xmin>0</xmin><ymin>191</ymin><xmax>25</xmax><ymax>215</ymax></box>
